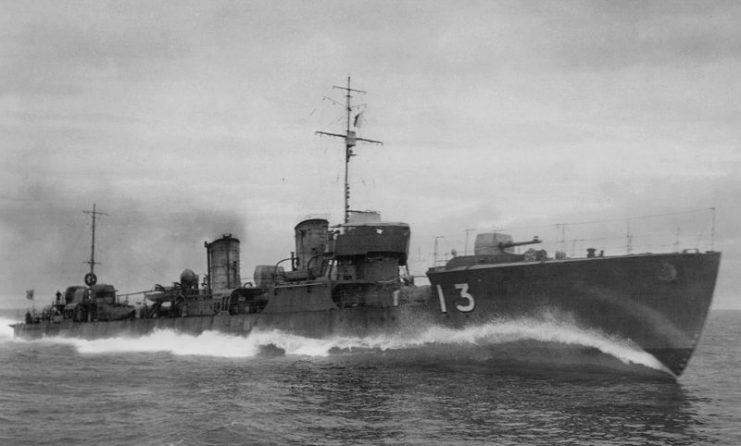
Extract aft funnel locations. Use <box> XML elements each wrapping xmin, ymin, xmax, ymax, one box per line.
<box><xmin>205</xmin><ymin>234</ymin><xmax>241</xmax><ymax>293</ymax></box>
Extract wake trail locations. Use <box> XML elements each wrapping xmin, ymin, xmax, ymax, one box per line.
<box><xmin>5</xmin><ymin>316</ymin><xmax>670</xmax><ymax>374</ymax></box>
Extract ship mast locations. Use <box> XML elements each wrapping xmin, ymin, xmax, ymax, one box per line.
<box><xmin>315</xmin><ymin>76</ymin><xmax>383</xmax><ymax>223</ymax></box>
<box><xmin>82</xmin><ymin>203</ymin><xmax>107</xmax><ymax>286</ymax></box>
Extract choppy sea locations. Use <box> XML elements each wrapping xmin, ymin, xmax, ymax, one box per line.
<box><xmin>1</xmin><ymin>309</ymin><xmax>740</xmax><ymax>446</ymax></box>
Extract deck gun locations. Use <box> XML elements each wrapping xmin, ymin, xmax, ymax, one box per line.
<box><xmin>498</xmin><ymin>236</ymin><xmax>542</xmax><ymax>250</ymax></box>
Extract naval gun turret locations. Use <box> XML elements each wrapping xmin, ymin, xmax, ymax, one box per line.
<box><xmin>442</xmin><ymin>232</ymin><xmax>547</xmax><ymax>269</ymax></box>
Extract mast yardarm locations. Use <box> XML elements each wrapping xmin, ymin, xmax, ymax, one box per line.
<box><xmin>315</xmin><ymin>76</ymin><xmax>382</xmax><ymax>223</ymax></box>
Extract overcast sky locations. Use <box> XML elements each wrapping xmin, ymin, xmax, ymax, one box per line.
<box><xmin>1</xmin><ymin>0</ymin><xmax>739</xmax><ymax>309</ymax></box>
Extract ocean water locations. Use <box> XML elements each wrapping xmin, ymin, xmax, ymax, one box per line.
<box><xmin>1</xmin><ymin>310</ymin><xmax>740</xmax><ymax>446</ymax></box>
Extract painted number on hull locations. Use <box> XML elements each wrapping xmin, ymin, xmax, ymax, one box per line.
<box><xmin>435</xmin><ymin>283</ymin><xmax>476</xmax><ymax>313</ymax></box>
<box><xmin>454</xmin><ymin>283</ymin><xmax>476</xmax><ymax>312</ymax></box>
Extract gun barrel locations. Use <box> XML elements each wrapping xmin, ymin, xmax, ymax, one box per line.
<box><xmin>498</xmin><ymin>237</ymin><xmax>542</xmax><ymax>250</ymax></box>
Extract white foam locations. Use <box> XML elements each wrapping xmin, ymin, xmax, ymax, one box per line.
<box><xmin>0</xmin><ymin>316</ymin><xmax>18</xmax><ymax>340</ymax></box>
<box><xmin>411</xmin><ymin>318</ymin><xmax>669</xmax><ymax>371</ymax></box>
<box><xmin>7</xmin><ymin>315</ymin><xmax>670</xmax><ymax>373</ymax></box>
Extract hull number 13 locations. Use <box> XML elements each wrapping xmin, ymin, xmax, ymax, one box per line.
<box><xmin>435</xmin><ymin>283</ymin><xmax>476</xmax><ymax>313</ymax></box>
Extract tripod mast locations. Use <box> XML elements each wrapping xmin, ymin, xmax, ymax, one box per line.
<box><xmin>315</xmin><ymin>76</ymin><xmax>383</xmax><ymax>223</ymax></box>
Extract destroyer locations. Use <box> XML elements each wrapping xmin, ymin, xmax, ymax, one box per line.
<box><xmin>12</xmin><ymin>78</ymin><xmax>721</xmax><ymax>376</ymax></box>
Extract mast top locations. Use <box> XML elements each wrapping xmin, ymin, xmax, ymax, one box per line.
<box><xmin>82</xmin><ymin>203</ymin><xmax>108</xmax><ymax>286</ymax></box>
<box><xmin>315</xmin><ymin>76</ymin><xmax>383</xmax><ymax>223</ymax></box>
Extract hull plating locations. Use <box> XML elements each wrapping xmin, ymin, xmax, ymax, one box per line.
<box><xmin>427</xmin><ymin>251</ymin><xmax>721</xmax><ymax>375</ymax></box>
<box><xmin>13</xmin><ymin>252</ymin><xmax>720</xmax><ymax>376</ymax></box>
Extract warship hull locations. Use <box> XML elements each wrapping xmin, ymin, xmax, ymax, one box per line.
<box><xmin>13</xmin><ymin>251</ymin><xmax>720</xmax><ymax>376</ymax></box>
<box><xmin>427</xmin><ymin>251</ymin><xmax>721</xmax><ymax>375</ymax></box>
<box><xmin>12</xmin><ymin>307</ymin><xmax>409</xmax><ymax>340</ymax></box>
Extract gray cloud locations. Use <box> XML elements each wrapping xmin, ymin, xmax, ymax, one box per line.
<box><xmin>0</xmin><ymin>2</ymin><xmax>191</xmax><ymax>98</ymax></box>
<box><xmin>0</xmin><ymin>180</ymin><xmax>248</xmax><ymax>303</ymax></box>
<box><xmin>543</xmin><ymin>2</ymin><xmax>741</xmax><ymax>71</ymax></box>
<box><xmin>1</xmin><ymin>1</ymin><xmax>739</xmax><ymax>309</ymax></box>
